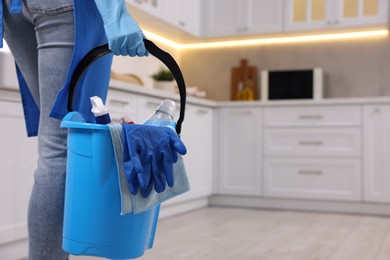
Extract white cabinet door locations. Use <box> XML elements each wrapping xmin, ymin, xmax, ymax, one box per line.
<box><xmin>177</xmin><ymin>104</ymin><xmax>214</xmax><ymax>201</ymax></box>
<box><xmin>218</xmin><ymin>108</ymin><xmax>262</xmax><ymax>196</ymax></box>
<box><xmin>333</xmin><ymin>0</ymin><xmax>388</xmax><ymax>28</ymax></box>
<box><xmin>0</xmin><ymin>99</ymin><xmax>37</xmax><ymax>256</ymax></box>
<box><xmin>205</xmin><ymin>0</ymin><xmax>283</xmax><ymax>37</ymax></box>
<box><xmin>106</xmin><ymin>89</ymin><xmax>139</xmax><ymax>124</ymax></box>
<box><xmin>136</xmin><ymin>95</ymin><xmax>167</xmax><ymax>123</ymax></box>
<box><xmin>162</xmin><ymin>0</ymin><xmax>203</xmax><ymax>37</ymax></box>
<box><xmin>285</xmin><ymin>0</ymin><xmax>388</xmax><ymax>32</ymax></box>
<box><xmin>205</xmin><ymin>0</ymin><xmax>244</xmax><ymax>37</ymax></box>
<box><xmin>246</xmin><ymin>0</ymin><xmax>284</xmax><ymax>35</ymax></box>
<box><xmin>0</xmin><ymin>52</ymin><xmax>18</xmax><ymax>90</ymax></box>
<box><xmin>363</xmin><ymin>105</ymin><xmax>390</xmax><ymax>203</ymax></box>
<box><xmin>285</xmin><ymin>0</ymin><xmax>331</xmax><ymax>31</ymax></box>
<box><xmin>126</xmin><ymin>0</ymin><xmax>163</xmax><ymax>17</ymax></box>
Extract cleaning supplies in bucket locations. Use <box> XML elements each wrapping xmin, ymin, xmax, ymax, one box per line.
<box><xmin>109</xmin><ymin>99</ymin><xmax>190</xmax><ymax>214</ymax></box>
<box><xmin>61</xmin><ymin>112</ymin><xmax>160</xmax><ymax>259</ymax></box>
<box><xmin>62</xmin><ymin>38</ymin><xmax>188</xmax><ymax>259</ymax></box>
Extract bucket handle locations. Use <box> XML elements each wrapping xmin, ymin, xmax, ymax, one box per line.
<box><xmin>67</xmin><ymin>39</ymin><xmax>187</xmax><ymax>134</ymax></box>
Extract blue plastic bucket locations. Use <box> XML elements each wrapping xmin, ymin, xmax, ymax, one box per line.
<box><xmin>61</xmin><ymin>112</ymin><xmax>159</xmax><ymax>259</ymax></box>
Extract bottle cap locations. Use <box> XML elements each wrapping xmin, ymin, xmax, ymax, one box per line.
<box><xmin>156</xmin><ymin>99</ymin><xmax>176</xmax><ymax>118</ymax></box>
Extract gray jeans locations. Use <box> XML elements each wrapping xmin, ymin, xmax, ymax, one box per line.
<box><xmin>2</xmin><ymin>0</ymin><xmax>74</xmax><ymax>259</ymax></box>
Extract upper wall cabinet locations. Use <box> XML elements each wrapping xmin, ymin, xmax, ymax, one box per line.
<box><xmin>285</xmin><ymin>0</ymin><xmax>389</xmax><ymax>32</ymax></box>
<box><xmin>204</xmin><ymin>0</ymin><xmax>284</xmax><ymax>38</ymax></box>
<box><xmin>162</xmin><ymin>0</ymin><xmax>203</xmax><ymax>37</ymax></box>
<box><xmin>126</xmin><ymin>0</ymin><xmax>163</xmax><ymax>17</ymax></box>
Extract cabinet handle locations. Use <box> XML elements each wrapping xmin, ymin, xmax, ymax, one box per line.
<box><xmin>298</xmin><ymin>115</ymin><xmax>323</xmax><ymax>120</ymax></box>
<box><xmin>229</xmin><ymin>110</ymin><xmax>252</xmax><ymax>116</ymax></box>
<box><xmin>197</xmin><ymin>109</ymin><xmax>209</xmax><ymax>115</ymax></box>
<box><xmin>179</xmin><ymin>21</ymin><xmax>186</xmax><ymax>27</ymax></box>
<box><xmin>109</xmin><ymin>99</ymin><xmax>129</xmax><ymax>107</ymax></box>
<box><xmin>298</xmin><ymin>141</ymin><xmax>323</xmax><ymax>146</ymax></box>
<box><xmin>298</xmin><ymin>170</ymin><xmax>323</xmax><ymax>175</ymax></box>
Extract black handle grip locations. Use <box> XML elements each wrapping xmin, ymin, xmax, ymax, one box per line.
<box><xmin>67</xmin><ymin>39</ymin><xmax>186</xmax><ymax>134</ymax></box>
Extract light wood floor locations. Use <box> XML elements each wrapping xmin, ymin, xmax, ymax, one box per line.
<box><xmin>72</xmin><ymin>206</ymin><xmax>390</xmax><ymax>260</ymax></box>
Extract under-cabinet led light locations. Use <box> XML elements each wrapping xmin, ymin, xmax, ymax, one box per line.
<box><xmin>143</xmin><ymin>29</ymin><xmax>389</xmax><ymax>50</ymax></box>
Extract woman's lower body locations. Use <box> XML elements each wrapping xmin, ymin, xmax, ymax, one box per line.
<box><xmin>2</xmin><ymin>0</ymin><xmax>74</xmax><ymax>259</ymax></box>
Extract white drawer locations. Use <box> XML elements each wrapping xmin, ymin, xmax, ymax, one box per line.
<box><xmin>264</xmin><ymin>128</ymin><xmax>361</xmax><ymax>157</ymax></box>
<box><xmin>106</xmin><ymin>90</ymin><xmax>138</xmax><ymax>123</ymax></box>
<box><xmin>264</xmin><ymin>158</ymin><xmax>362</xmax><ymax>201</ymax></box>
<box><xmin>264</xmin><ymin>106</ymin><xmax>361</xmax><ymax>127</ymax></box>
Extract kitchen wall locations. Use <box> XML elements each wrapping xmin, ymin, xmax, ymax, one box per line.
<box><xmin>180</xmin><ymin>36</ymin><xmax>390</xmax><ymax>101</ymax></box>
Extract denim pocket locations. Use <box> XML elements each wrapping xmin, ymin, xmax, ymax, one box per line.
<box><xmin>26</xmin><ymin>0</ymin><xmax>74</xmax><ymax>15</ymax></box>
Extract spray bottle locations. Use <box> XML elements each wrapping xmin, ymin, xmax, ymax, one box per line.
<box><xmin>90</xmin><ymin>96</ymin><xmax>111</xmax><ymax>124</ymax></box>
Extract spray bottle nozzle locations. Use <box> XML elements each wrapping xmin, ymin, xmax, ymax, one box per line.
<box><xmin>90</xmin><ymin>96</ymin><xmax>111</xmax><ymax>124</ymax></box>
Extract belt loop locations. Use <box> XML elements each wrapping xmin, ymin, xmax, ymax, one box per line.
<box><xmin>10</xmin><ymin>0</ymin><xmax>22</xmax><ymax>13</ymax></box>
<box><xmin>0</xmin><ymin>0</ymin><xmax>3</xmax><ymax>48</ymax></box>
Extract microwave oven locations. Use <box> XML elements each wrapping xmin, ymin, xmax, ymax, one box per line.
<box><xmin>260</xmin><ymin>68</ymin><xmax>323</xmax><ymax>101</ymax></box>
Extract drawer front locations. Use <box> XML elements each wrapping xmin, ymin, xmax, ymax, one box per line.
<box><xmin>264</xmin><ymin>128</ymin><xmax>361</xmax><ymax>157</ymax></box>
<box><xmin>106</xmin><ymin>90</ymin><xmax>138</xmax><ymax>123</ymax></box>
<box><xmin>264</xmin><ymin>158</ymin><xmax>361</xmax><ymax>201</ymax></box>
<box><xmin>264</xmin><ymin>106</ymin><xmax>361</xmax><ymax>127</ymax></box>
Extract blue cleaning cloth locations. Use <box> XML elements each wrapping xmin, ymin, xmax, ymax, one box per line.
<box><xmin>109</xmin><ymin>124</ymin><xmax>190</xmax><ymax>215</ymax></box>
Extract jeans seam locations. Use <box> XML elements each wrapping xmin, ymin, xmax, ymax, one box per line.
<box><xmin>29</xmin><ymin>5</ymin><xmax>73</xmax><ymax>16</ymax></box>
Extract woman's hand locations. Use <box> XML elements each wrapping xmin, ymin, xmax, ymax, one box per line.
<box><xmin>94</xmin><ymin>0</ymin><xmax>148</xmax><ymax>56</ymax></box>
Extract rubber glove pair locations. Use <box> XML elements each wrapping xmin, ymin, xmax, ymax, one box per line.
<box><xmin>94</xmin><ymin>0</ymin><xmax>147</xmax><ymax>56</ymax></box>
<box><xmin>122</xmin><ymin>124</ymin><xmax>187</xmax><ymax>198</ymax></box>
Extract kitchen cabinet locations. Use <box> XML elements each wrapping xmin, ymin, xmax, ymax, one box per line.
<box><xmin>285</xmin><ymin>0</ymin><xmax>389</xmax><ymax>32</ymax></box>
<box><xmin>126</xmin><ymin>0</ymin><xmax>163</xmax><ymax>18</ymax></box>
<box><xmin>0</xmin><ymin>97</ymin><xmax>37</xmax><ymax>258</ymax></box>
<box><xmin>106</xmin><ymin>90</ymin><xmax>139</xmax><ymax>123</ymax></box>
<box><xmin>177</xmin><ymin>104</ymin><xmax>214</xmax><ymax>200</ymax></box>
<box><xmin>363</xmin><ymin>105</ymin><xmax>390</xmax><ymax>203</ymax></box>
<box><xmin>204</xmin><ymin>0</ymin><xmax>283</xmax><ymax>38</ymax></box>
<box><xmin>264</xmin><ymin>157</ymin><xmax>361</xmax><ymax>201</ymax></box>
<box><xmin>162</xmin><ymin>0</ymin><xmax>203</xmax><ymax>37</ymax></box>
<box><xmin>263</xmin><ymin>105</ymin><xmax>362</xmax><ymax>201</ymax></box>
<box><xmin>217</xmin><ymin>107</ymin><xmax>262</xmax><ymax>196</ymax></box>
<box><xmin>0</xmin><ymin>52</ymin><xmax>18</xmax><ymax>90</ymax></box>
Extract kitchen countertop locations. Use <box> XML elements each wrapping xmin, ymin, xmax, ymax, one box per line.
<box><xmin>217</xmin><ymin>96</ymin><xmax>390</xmax><ymax>107</ymax></box>
<box><xmin>4</xmin><ymin>81</ymin><xmax>390</xmax><ymax>108</ymax></box>
<box><xmin>109</xmin><ymin>79</ymin><xmax>218</xmax><ymax>108</ymax></box>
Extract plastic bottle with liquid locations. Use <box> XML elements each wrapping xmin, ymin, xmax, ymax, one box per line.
<box><xmin>244</xmin><ymin>76</ymin><xmax>255</xmax><ymax>101</ymax></box>
<box><xmin>143</xmin><ymin>99</ymin><xmax>177</xmax><ymax>130</ymax></box>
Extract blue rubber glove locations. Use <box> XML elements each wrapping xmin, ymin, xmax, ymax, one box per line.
<box><xmin>122</xmin><ymin>124</ymin><xmax>187</xmax><ymax>197</ymax></box>
<box><xmin>94</xmin><ymin>0</ymin><xmax>148</xmax><ymax>56</ymax></box>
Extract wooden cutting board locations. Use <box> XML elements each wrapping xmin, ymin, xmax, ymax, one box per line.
<box><xmin>231</xmin><ymin>59</ymin><xmax>258</xmax><ymax>100</ymax></box>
